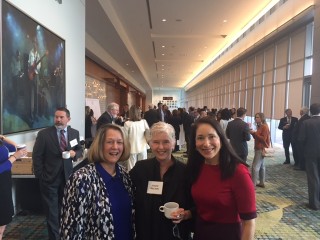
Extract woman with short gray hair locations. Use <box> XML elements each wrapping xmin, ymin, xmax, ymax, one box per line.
<box><xmin>130</xmin><ymin>121</ymin><xmax>193</xmax><ymax>240</ymax></box>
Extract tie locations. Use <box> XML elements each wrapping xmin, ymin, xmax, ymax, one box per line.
<box><xmin>60</xmin><ymin>130</ymin><xmax>67</xmax><ymax>151</ymax></box>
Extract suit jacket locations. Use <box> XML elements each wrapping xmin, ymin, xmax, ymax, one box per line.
<box><xmin>278</xmin><ymin>116</ymin><xmax>298</xmax><ymax>141</ymax></box>
<box><xmin>226</xmin><ymin>118</ymin><xmax>251</xmax><ymax>157</ymax></box>
<box><xmin>182</xmin><ymin>112</ymin><xmax>194</xmax><ymax>136</ymax></box>
<box><xmin>130</xmin><ymin>157</ymin><xmax>193</xmax><ymax>240</ymax></box>
<box><xmin>292</xmin><ymin>114</ymin><xmax>310</xmax><ymax>142</ymax></box>
<box><xmin>167</xmin><ymin>115</ymin><xmax>182</xmax><ymax>139</ymax></box>
<box><xmin>96</xmin><ymin>111</ymin><xmax>113</xmax><ymax>131</ymax></box>
<box><xmin>33</xmin><ymin>126</ymin><xmax>82</xmax><ymax>183</ymax></box>
<box><xmin>298</xmin><ymin>116</ymin><xmax>320</xmax><ymax>158</ymax></box>
<box><xmin>144</xmin><ymin>109</ymin><xmax>160</xmax><ymax>128</ymax></box>
<box><xmin>157</xmin><ymin>108</ymin><xmax>165</xmax><ymax>122</ymax></box>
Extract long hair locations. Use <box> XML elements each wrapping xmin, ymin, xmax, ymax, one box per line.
<box><xmin>88</xmin><ymin>124</ymin><xmax>130</xmax><ymax>163</ymax></box>
<box><xmin>186</xmin><ymin>117</ymin><xmax>246</xmax><ymax>183</ymax></box>
<box><xmin>128</xmin><ymin>105</ymin><xmax>141</xmax><ymax>122</ymax></box>
<box><xmin>255</xmin><ymin>112</ymin><xmax>266</xmax><ymax>126</ymax></box>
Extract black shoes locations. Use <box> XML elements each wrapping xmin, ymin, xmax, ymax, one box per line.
<box><xmin>305</xmin><ymin>203</ymin><xmax>319</xmax><ymax>211</ymax></box>
<box><xmin>294</xmin><ymin>167</ymin><xmax>304</xmax><ymax>171</ymax></box>
<box><xmin>283</xmin><ymin>161</ymin><xmax>290</xmax><ymax>164</ymax></box>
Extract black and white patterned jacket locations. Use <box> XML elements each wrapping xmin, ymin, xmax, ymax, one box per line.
<box><xmin>60</xmin><ymin>163</ymin><xmax>135</xmax><ymax>239</ymax></box>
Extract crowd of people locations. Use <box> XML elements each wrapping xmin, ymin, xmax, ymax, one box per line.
<box><xmin>1</xmin><ymin>102</ymin><xmax>319</xmax><ymax>240</ymax></box>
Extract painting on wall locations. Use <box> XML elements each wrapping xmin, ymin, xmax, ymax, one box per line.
<box><xmin>1</xmin><ymin>1</ymin><xmax>65</xmax><ymax>134</ymax></box>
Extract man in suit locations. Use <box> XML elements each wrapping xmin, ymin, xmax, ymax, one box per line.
<box><xmin>292</xmin><ymin>107</ymin><xmax>310</xmax><ymax>170</ymax></box>
<box><xmin>33</xmin><ymin>107</ymin><xmax>82</xmax><ymax>239</ymax></box>
<box><xmin>278</xmin><ymin>108</ymin><xmax>298</xmax><ymax>164</ymax></box>
<box><xmin>157</xmin><ymin>102</ymin><xmax>165</xmax><ymax>122</ymax></box>
<box><xmin>181</xmin><ymin>107</ymin><xmax>195</xmax><ymax>155</ymax></box>
<box><xmin>298</xmin><ymin>103</ymin><xmax>320</xmax><ymax>210</ymax></box>
<box><xmin>226</xmin><ymin>107</ymin><xmax>251</xmax><ymax>162</ymax></box>
<box><xmin>144</xmin><ymin>104</ymin><xmax>160</xmax><ymax>128</ymax></box>
<box><xmin>96</xmin><ymin>102</ymin><xmax>120</xmax><ymax>131</ymax></box>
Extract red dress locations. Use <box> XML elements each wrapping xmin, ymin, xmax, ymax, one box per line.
<box><xmin>191</xmin><ymin>163</ymin><xmax>257</xmax><ymax>240</ymax></box>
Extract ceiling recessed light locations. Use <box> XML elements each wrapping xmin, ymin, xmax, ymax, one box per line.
<box><xmin>223</xmin><ymin>20</ymin><xmax>227</xmax><ymax>23</ymax></box>
<box><xmin>162</xmin><ymin>19</ymin><xmax>167</xmax><ymax>22</ymax></box>
<box><xmin>126</xmin><ymin>63</ymin><xmax>129</xmax><ymax>66</ymax></box>
<box><xmin>162</xmin><ymin>53</ymin><xmax>165</xmax><ymax>56</ymax></box>
<box><xmin>162</xmin><ymin>45</ymin><xmax>165</xmax><ymax>48</ymax></box>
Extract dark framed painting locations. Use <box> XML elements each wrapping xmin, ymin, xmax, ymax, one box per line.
<box><xmin>1</xmin><ymin>1</ymin><xmax>65</xmax><ymax>134</ymax></box>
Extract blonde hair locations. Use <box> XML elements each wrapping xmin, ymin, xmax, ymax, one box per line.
<box><xmin>129</xmin><ymin>105</ymin><xmax>141</xmax><ymax>121</ymax></box>
<box><xmin>88</xmin><ymin>124</ymin><xmax>130</xmax><ymax>163</ymax></box>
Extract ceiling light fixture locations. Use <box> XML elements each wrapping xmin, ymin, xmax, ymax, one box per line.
<box><xmin>162</xmin><ymin>45</ymin><xmax>165</xmax><ymax>48</ymax></box>
<box><xmin>162</xmin><ymin>19</ymin><xmax>167</xmax><ymax>22</ymax></box>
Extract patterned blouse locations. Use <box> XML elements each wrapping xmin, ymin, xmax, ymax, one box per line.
<box><xmin>60</xmin><ymin>163</ymin><xmax>135</xmax><ymax>239</ymax></box>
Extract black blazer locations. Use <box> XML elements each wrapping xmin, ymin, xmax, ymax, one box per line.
<box><xmin>226</xmin><ymin>118</ymin><xmax>251</xmax><ymax>157</ymax></box>
<box><xmin>144</xmin><ymin>109</ymin><xmax>160</xmax><ymax>128</ymax></box>
<box><xmin>292</xmin><ymin>114</ymin><xmax>310</xmax><ymax>141</ymax></box>
<box><xmin>278</xmin><ymin>116</ymin><xmax>298</xmax><ymax>140</ymax></box>
<box><xmin>96</xmin><ymin>111</ymin><xmax>113</xmax><ymax>131</ymax></box>
<box><xmin>33</xmin><ymin>126</ymin><xmax>82</xmax><ymax>183</ymax></box>
<box><xmin>130</xmin><ymin>157</ymin><xmax>193</xmax><ymax>240</ymax></box>
<box><xmin>298</xmin><ymin>116</ymin><xmax>320</xmax><ymax>158</ymax></box>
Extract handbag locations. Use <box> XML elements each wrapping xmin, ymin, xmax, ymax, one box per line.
<box><xmin>262</xmin><ymin>147</ymin><xmax>275</xmax><ymax>157</ymax></box>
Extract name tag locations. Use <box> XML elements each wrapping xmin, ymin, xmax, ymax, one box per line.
<box><xmin>147</xmin><ymin>181</ymin><xmax>163</xmax><ymax>195</ymax></box>
<box><xmin>70</xmin><ymin>139</ymin><xmax>78</xmax><ymax>148</ymax></box>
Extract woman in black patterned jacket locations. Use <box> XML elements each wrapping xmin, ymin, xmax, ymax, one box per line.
<box><xmin>60</xmin><ymin>124</ymin><xmax>135</xmax><ymax>239</ymax></box>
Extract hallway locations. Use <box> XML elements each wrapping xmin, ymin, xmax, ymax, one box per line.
<box><xmin>3</xmin><ymin>141</ymin><xmax>320</xmax><ymax>239</ymax></box>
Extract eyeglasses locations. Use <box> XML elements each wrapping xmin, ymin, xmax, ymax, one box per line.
<box><xmin>172</xmin><ymin>224</ymin><xmax>182</xmax><ymax>240</ymax></box>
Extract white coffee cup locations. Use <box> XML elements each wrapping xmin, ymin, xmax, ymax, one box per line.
<box><xmin>16</xmin><ymin>144</ymin><xmax>26</xmax><ymax>151</ymax></box>
<box><xmin>62</xmin><ymin>151</ymin><xmax>70</xmax><ymax>159</ymax></box>
<box><xmin>16</xmin><ymin>144</ymin><xmax>27</xmax><ymax>158</ymax></box>
<box><xmin>159</xmin><ymin>202</ymin><xmax>179</xmax><ymax>219</ymax></box>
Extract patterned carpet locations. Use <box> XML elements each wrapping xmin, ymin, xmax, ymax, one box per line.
<box><xmin>3</xmin><ymin>140</ymin><xmax>320</xmax><ymax>239</ymax></box>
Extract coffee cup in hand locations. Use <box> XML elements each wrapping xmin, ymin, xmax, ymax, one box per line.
<box><xmin>16</xmin><ymin>144</ymin><xmax>26</xmax><ymax>151</ymax></box>
<box><xmin>62</xmin><ymin>151</ymin><xmax>70</xmax><ymax>159</ymax></box>
<box><xmin>16</xmin><ymin>144</ymin><xmax>27</xmax><ymax>158</ymax></box>
<box><xmin>159</xmin><ymin>202</ymin><xmax>179</xmax><ymax>219</ymax></box>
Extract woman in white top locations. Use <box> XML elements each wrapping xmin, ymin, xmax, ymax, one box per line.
<box><xmin>124</xmin><ymin>105</ymin><xmax>149</xmax><ymax>170</ymax></box>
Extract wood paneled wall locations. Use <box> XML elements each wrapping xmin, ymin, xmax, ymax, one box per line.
<box><xmin>85</xmin><ymin>57</ymin><xmax>145</xmax><ymax>110</ymax></box>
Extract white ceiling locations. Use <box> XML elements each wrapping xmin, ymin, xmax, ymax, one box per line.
<box><xmin>85</xmin><ymin>0</ymin><xmax>275</xmax><ymax>93</ymax></box>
